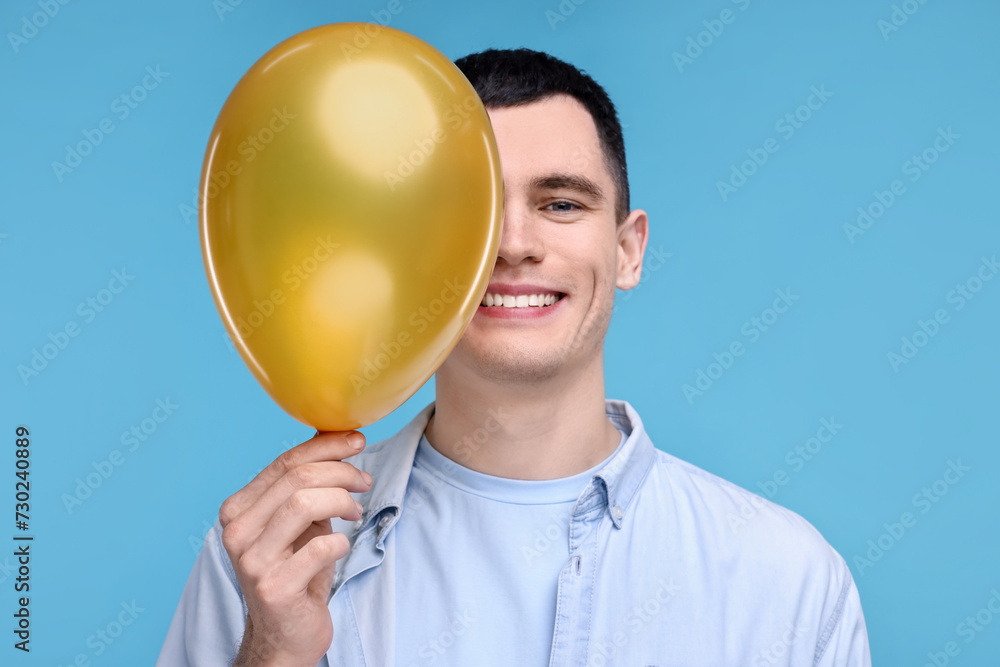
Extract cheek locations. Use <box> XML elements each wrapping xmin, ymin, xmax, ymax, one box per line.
<box><xmin>563</xmin><ymin>232</ymin><xmax>615</xmax><ymax>275</ymax></box>
<box><xmin>548</xmin><ymin>227</ymin><xmax>618</xmax><ymax>305</ymax></box>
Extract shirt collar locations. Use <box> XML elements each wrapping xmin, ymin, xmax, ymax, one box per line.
<box><xmin>595</xmin><ymin>399</ymin><xmax>656</xmax><ymax>528</ymax></box>
<box><xmin>351</xmin><ymin>401</ymin><xmax>434</xmax><ymax>543</ymax></box>
<box><xmin>352</xmin><ymin>398</ymin><xmax>656</xmax><ymax>541</ymax></box>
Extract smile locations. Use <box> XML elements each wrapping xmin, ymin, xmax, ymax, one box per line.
<box><xmin>480</xmin><ymin>292</ymin><xmax>565</xmax><ymax>308</ymax></box>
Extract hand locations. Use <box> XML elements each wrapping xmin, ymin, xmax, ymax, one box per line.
<box><xmin>219</xmin><ymin>430</ymin><xmax>372</xmax><ymax>667</ymax></box>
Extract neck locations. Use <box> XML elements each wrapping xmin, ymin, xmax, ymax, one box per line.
<box><xmin>423</xmin><ymin>351</ymin><xmax>621</xmax><ymax>480</ymax></box>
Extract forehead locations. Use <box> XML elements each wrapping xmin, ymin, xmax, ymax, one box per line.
<box><xmin>485</xmin><ymin>94</ymin><xmax>608</xmax><ymax>187</ymax></box>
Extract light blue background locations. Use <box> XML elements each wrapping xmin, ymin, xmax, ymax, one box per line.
<box><xmin>2</xmin><ymin>0</ymin><xmax>998</xmax><ymax>664</ymax></box>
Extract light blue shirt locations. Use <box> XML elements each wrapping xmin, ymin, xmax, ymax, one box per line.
<box><xmin>393</xmin><ymin>428</ymin><xmax>627</xmax><ymax>666</ymax></box>
<box><xmin>158</xmin><ymin>399</ymin><xmax>871</xmax><ymax>666</ymax></box>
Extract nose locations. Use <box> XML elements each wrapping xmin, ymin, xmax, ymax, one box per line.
<box><xmin>495</xmin><ymin>196</ymin><xmax>544</xmax><ymax>267</ymax></box>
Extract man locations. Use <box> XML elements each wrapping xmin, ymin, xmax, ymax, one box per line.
<box><xmin>159</xmin><ymin>48</ymin><xmax>871</xmax><ymax>666</ymax></box>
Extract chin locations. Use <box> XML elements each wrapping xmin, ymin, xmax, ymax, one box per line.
<box><xmin>448</xmin><ymin>338</ymin><xmax>565</xmax><ymax>385</ymax></box>
<box><xmin>478</xmin><ymin>359</ymin><xmax>562</xmax><ymax>385</ymax></box>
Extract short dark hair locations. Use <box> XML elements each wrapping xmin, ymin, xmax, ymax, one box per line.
<box><xmin>454</xmin><ymin>48</ymin><xmax>630</xmax><ymax>225</ymax></box>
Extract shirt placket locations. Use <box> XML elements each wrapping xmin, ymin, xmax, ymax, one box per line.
<box><xmin>547</xmin><ymin>483</ymin><xmax>608</xmax><ymax>667</ymax></box>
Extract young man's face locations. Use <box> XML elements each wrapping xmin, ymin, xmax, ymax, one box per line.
<box><xmin>442</xmin><ymin>93</ymin><xmax>647</xmax><ymax>386</ymax></box>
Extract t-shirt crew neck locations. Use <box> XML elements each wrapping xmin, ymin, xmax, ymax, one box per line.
<box><xmin>415</xmin><ymin>425</ymin><xmax>628</xmax><ymax>504</ymax></box>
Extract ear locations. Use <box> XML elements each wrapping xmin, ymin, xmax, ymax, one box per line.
<box><xmin>616</xmin><ymin>208</ymin><xmax>649</xmax><ymax>290</ymax></box>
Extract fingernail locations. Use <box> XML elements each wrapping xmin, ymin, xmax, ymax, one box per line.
<box><xmin>348</xmin><ymin>434</ymin><xmax>365</xmax><ymax>450</ymax></box>
<box><xmin>355</xmin><ymin>501</ymin><xmax>363</xmax><ymax>515</ymax></box>
<box><xmin>362</xmin><ymin>471</ymin><xmax>372</xmax><ymax>486</ymax></box>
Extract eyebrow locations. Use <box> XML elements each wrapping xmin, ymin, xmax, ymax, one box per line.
<box><xmin>530</xmin><ymin>172</ymin><xmax>606</xmax><ymax>203</ymax></box>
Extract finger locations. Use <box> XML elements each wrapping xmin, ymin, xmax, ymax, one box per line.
<box><xmin>222</xmin><ymin>460</ymin><xmax>370</xmax><ymax>557</ymax></box>
<box><xmin>271</xmin><ymin>532</ymin><xmax>351</xmax><ymax>602</ymax></box>
<box><xmin>291</xmin><ymin>518</ymin><xmax>333</xmax><ymax>554</ymax></box>
<box><xmin>220</xmin><ymin>430</ymin><xmax>366</xmax><ymax>527</ymax></box>
<box><xmin>249</xmin><ymin>488</ymin><xmax>362</xmax><ymax>568</ymax></box>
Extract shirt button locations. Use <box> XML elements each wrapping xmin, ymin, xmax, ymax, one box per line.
<box><xmin>612</xmin><ymin>505</ymin><xmax>624</xmax><ymax>521</ymax></box>
<box><xmin>379</xmin><ymin>515</ymin><xmax>392</xmax><ymax>529</ymax></box>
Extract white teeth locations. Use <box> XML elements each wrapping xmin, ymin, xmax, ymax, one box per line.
<box><xmin>480</xmin><ymin>292</ymin><xmax>562</xmax><ymax>308</ymax></box>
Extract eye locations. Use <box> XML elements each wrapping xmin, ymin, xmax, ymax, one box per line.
<box><xmin>545</xmin><ymin>200</ymin><xmax>580</xmax><ymax>213</ymax></box>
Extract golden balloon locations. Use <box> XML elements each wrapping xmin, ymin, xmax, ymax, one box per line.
<box><xmin>199</xmin><ymin>23</ymin><xmax>503</xmax><ymax>431</ymax></box>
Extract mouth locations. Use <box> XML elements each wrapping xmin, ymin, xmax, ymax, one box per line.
<box><xmin>479</xmin><ymin>291</ymin><xmax>566</xmax><ymax>309</ymax></box>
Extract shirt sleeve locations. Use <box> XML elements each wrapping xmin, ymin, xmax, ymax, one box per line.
<box><xmin>157</xmin><ymin>520</ymin><xmax>248</xmax><ymax>666</ymax></box>
<box><xmin>813</xmin><ymin>560</ymin><xmax>872</xmax><ymax>667</ymax></box>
